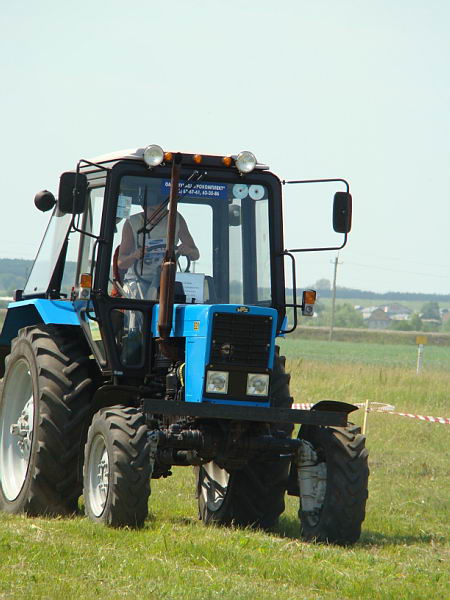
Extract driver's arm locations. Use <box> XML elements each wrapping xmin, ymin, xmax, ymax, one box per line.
<box><xmin>117</xmin><ymin>220</ymin><xmax>143</xmax><ymax>271</ymax></box>
<box><xmin>177</xmin><ymin>214</ymin><xmax>200</xmax><ymax>260</ymax></box>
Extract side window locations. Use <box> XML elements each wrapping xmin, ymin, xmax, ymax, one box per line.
<box><xmin>60</xmin><ymin>187</ymin><xmax>105</xmax><ymax>297</ymax></box>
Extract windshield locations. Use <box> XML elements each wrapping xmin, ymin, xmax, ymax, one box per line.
<box><xmin>108</xmin><ymin>174</ymin><xmax>272</xmax><ymax>306</ymax></box>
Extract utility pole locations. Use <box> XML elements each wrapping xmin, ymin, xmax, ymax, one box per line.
<box><xmin>329</xmin><ymin>255</ymin><xmax>342</xmax><ymax>341</ymax></box>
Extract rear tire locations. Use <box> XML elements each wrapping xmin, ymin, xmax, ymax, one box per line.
<box><xmin>197</xmin><ymin>347</ymin><xmax>292</xmax><ymax>529</ymax></box>
<box><xmin>83</xmin><ymin>406</ymin><xmax>152</xmax><ymax>527</ymax></box>
<box><xmin>0</xmin><ymin>325</ymin><xmax>92</xmax><ymax>515</ymax></box>
<box><xmin>298</xmin><ymin>424</ymin><xmax>369</xmax><ymax>545</ymax></box>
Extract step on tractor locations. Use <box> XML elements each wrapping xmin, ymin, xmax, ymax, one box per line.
<box><xmin>0</xmin><ymin>146</ymin><xmax>368</xmax><ymax>544</ymax></box>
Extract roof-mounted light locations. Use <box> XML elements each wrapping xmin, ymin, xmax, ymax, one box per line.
<box><xmin>235</xmin><ymin>151</ymin><xmax>257</xmax><ymax>174</ymax></box>
<box><xmin>143</xmin><ymin>144</ymin><xmax>164</xmax><ymax>168</ymax></box>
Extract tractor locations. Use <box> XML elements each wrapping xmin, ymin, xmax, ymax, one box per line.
<box><xmin>0</xmin><ymin>146</ymin><xmax>368</xmax><ymax>544</ymax></box>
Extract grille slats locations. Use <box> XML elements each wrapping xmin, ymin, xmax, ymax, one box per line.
<box><xmin>210</xmin><ymin>313</ymin><xmax>272</xmax><ymax>369</ymax></box>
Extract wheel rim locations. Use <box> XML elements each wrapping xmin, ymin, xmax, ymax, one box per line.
<box><xmin>0</xmin><ymin>359</ymin><xmax>34</xmax><ymax>501</ymax></box>
<box><xmin>200</xmin><ymin>462</ymin><xmax>230</xmax><ymax>512</ymax></box>
<box><xmin>86</xmin><ymin>433</ymin><xmax>110</xmax><ymax>517</ymax></box>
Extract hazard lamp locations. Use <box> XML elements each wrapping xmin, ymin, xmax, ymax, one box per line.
<box><xmin>78</xmin><ymin>273</ymin><xmax>92</xmax><ymax>300</ymax></box>
<box><xmin>235</xmin><ymin>151</ymin><xmax>257</xmax><ymax>174</ymax></box>
<box><xmin>143</xmin><ymin>145</ymin><xmax>164</xmax><ymax>168</ymax></box>
<box><xmin>302</xmin><ymin>290</ymin><xmax>317</xmax><ymax>316</ymax></box>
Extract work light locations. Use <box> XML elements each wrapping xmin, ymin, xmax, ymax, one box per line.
<box><xmin>235</xmin><ymin>151</ymin><xmax>257</xmax><ymax>174</ymax></box>
<box><xmin>143</xmin><ymin>145</ymin><xmax>164</xmax><ymax>168</ymax></box>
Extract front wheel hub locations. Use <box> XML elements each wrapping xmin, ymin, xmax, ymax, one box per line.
<box><xmin>0</xmin><ymin>359</ymin><xmax>35</xmax><ymax>501</ymax></box>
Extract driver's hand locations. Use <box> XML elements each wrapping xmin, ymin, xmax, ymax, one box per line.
<box><xmin>177</xmin><ymin>244</ymin><xmax>199</xmax><ymax>260</ymax></box>
<box><xmin>133</xmin><ymin>247</ymin><xmax>144</xmax><ymax>260</ymax></box>
<box><xmin>176</xmin><ymin>243</ymin><xmax>190</xmax><ymax>257</ymax></box>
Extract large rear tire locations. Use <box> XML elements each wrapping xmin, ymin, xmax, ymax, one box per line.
<box><xmin>0</xmin><ymin>325</ymin><xmax>92</xmax><ymax>515</ymax></box>
<box><xmin>197</xmin><ymin>347</ymin><xmax>292</xmax><ymax>529</ymax></box>
<box><xmin>298</xmin><ymin>424</ymin><xmax>369</xmax><ymax>545</ymax></box>
<box><xmin>83</xmin><ymin>406</ymin><xmax>152</xmax><ymax>527</ymax></box>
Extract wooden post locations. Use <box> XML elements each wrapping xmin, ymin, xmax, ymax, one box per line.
<box><xmin>362</xmin><ymin>399</ymin><xmax>370</xmax><ymax>435</ymax></box>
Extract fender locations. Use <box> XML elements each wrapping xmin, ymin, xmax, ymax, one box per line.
<box><xmin>0</xmin><ymin>300</ymin><xmax>80</xmax><ymax>377</ymax></box>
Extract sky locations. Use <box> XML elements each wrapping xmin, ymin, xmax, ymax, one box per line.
<box><xmin>0</xmin><ymin>0</ymin><xmax>449</xmax><ymax>295</ymax></box>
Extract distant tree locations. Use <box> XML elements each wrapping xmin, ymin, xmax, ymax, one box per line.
<box><xmin>409</xmin><ymin>313</ymin><xmax>423</xmax><ymax>331</ymax></box>
<box><xmin>442</xmin><ymin>319</ymin><xmax>450</xmax><ymax>333</ymax></box>
<box><xmin>314</xmin><ymin>278</ymin><xmax>331</xmax><ymax>291</ymax></box>
<box><xmin>422</xmin><ymin>321</ymin><xmax>441</xmax><ymax>333</ymax></box>
<box><xmin>420</xmin><ymin>301</ymin><xmax>441</xmax><ymax>321</ymax></box>
<box><xmin>333</xmin><ymin>303</ymin><xmax>365</xmax><ymax>328</ymax></box>
<box><xmin>390</xmin><ymin>320</ymin><xmax>413</xmax><ymax>331</ymax></box>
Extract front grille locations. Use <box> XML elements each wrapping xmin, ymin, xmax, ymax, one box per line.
<box><xmin>209</xmin><ymin>312</ymin><xmax>272</xmax><ymax>369</ymax></box>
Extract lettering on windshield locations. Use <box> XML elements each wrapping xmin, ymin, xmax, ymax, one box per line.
<box><xmin>162</xmin><ymin>180</ymin><xmax>228</xmax><ymax>200</ymax></box>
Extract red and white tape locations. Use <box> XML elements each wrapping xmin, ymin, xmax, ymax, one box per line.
<box><xmin>291</xmin><ymin>402</ymin><xmax>394</xmax><ymax>412</ymax></box>
<box><xmin>291</xmin><ymin>402</ymin><xmax>450</xmax><ymax>425</ymax></box>
<box><xmin>388</xmin><ymin>412</ymin><xmax>450</xmax><ymax>425</ymax></box>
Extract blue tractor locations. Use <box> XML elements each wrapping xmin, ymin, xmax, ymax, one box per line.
<box><xmin>0</xmin><ymin>146</ymin><xmax>368</xmax><ymax>544</ymax></box>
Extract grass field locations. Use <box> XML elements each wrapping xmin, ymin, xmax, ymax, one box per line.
<box><xmin>0</xmin><ymin>344</ymin><xmax>449</xmax><ymax>599</ymax></box>
<box><xmin>316</xmin><ymin>296</ymin><xmax>450</xmax><ymax>313</ymax></box>
<box><xmin>279</xmin><ymin>337</ymin><xmax>450</xmax><ymax>372</ymax></box>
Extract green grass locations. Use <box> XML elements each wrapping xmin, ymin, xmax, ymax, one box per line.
<box><xmin>1</xmin><ymin>351</ymin><xmax>449</xmax><ymax>599</ymax></box>
<box><xmin>279</xmin><ymin>337</ymin><xmax>450</xmax><ymax>372</ymax></box>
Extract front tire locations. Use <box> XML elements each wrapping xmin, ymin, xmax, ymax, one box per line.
<box><xmin>298</xmin><ymin>424</ymin><xmax>369</xmax><ymax>545</ymax></box>
<box><xmin>0</xmin><ymin>325</ymin><xmax>92</xmax><ymax>515</ymax></box>
<box><xmin>83</xmin><ymin>406</ymin><xmax>152</xmax><ymax>527</ymax></box>
<box><xmin>197</xmin><ymin>347</ymin><xmax>292</xmax><ymax>529</ymax></box>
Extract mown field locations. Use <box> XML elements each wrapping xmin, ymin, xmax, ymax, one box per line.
<box><xmin>0</xmin><ymin>342</ymin><xmax>449</xmax><ymax>599</ymax></box>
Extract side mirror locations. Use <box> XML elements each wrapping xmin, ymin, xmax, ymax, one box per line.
<box><xmin>228</xmin><ymin>203</ymin><xmax>241</xmax><ymax>226</ymax></box>
<box><xmin>333</xmin><ymin>191</ymin><xmax>352</xmax><ymax>233</ymax></box>
<box><xmin>34</xmin><ymin>190</ymin><xmax>56</xmax><ymax>212</ymax></box>
<box><xmin>58</xmin><ymin>171</ymin><xmax>88</xmax><ymax>214</ymax></box>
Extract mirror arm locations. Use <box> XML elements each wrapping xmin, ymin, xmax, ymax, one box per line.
<box><xmin>286</xmin><ymin>232</ymin><xmax>348</xmax><ymax>254</ymax></box>
<box><xmin>280</xmin><ymin>251</ymin><xmax>298</xmax><ymax>334</ymax></box>
<box><xmin>283</xmin><ymin>178</ymin><xmax>350</xmax><ymax>192</ymax></box>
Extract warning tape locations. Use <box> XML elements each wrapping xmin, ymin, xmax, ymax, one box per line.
<box><xmin>291</xmin><ymin>402</ymin><xmax>450</xmax><ymax>425</ymax></box>
<box><xmin>388</xmin><ymin>412</ymin><xmax>450</xmax><ymax>425</ymax></box>
<box><xmin>291</xmin><ymin>402</ymin><xmax>394</xmax><ymax>412</ymax></box>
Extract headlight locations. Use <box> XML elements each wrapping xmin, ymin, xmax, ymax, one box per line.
<box><xmin>143</xmin><ymin>144</ymin><xmax>164</xmax><ymax>167</ymax></box>
<box><xmin>246</xmin><ymin>373</ymin><xmax>269</xmax><ymax>396</ymax></box>
<box><xmin>235</xmin><ymin>151</ymin><xmax>257</xmax><ymax>174</ymax></box>
<box><xmin>206</xmin><ymin>370</ymin><xmax>229</xmax><ymax>394</ymax></box>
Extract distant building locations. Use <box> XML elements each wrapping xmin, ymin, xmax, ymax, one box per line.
<box><xmin>360</xmin><ymin>306</ymin><xmax>380</xmax><ymax>320</ymax></box>
<box><xmin>367</xmin><ymin>308</ymin><xmax>392</xmax><ymax>330</ymax></box>
<box><xmin>380</xmin><ymin>303</ymin><xmax>412</xmax><ymax>320</ymax></box>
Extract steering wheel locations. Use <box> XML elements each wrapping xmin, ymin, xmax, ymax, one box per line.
<box><xmin>132</xmin><ymin>243</ymin><xmax>166</xmax><ymax>283</ymax></box>
<box><xmin>132</xmin><ymin>243</ymin><xmax>191</xmax><ymax>282</ymax></box>
<box><xmin>176</xmin><ymin>252</ymin><xmax>191</xmax><ymax>273</ymax></box>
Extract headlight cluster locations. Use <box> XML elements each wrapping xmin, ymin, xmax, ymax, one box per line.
<box><xmin>206</xmin><ymin>370</ymin><xmax>269</xmax><ymax>397</ymax></box>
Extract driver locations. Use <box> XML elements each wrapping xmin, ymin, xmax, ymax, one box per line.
<box><xmin>118</xmin><ymin>192</ymin><xmax>199</xmax><ymax>300</ymax></box>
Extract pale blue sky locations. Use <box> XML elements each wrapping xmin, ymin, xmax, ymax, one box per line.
<box><xmin>1</xmin><ymin>1</ymin><xmax>449</xmax><ymax>294</ymax></box>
